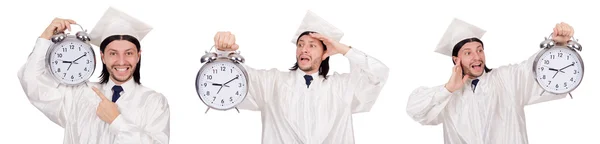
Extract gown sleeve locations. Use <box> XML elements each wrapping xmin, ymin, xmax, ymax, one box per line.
<box><xmin>18</xmin><ymin>38</ymin><xmax>80</xmax><ymax>127</ymax></box>
<box><xmin>406</xmin><ymin>84</ymin><xmax>456</xmax><ymax>125</ymax></box>
<box><xmin>329</xmin><ymin>48</ymin><xmax>390</xmax><ymax>114</ymax></box>
<box><xmin>493</xmin><ymin>51</ymin><xmax>569</xmax><ymax>106</ymax></box>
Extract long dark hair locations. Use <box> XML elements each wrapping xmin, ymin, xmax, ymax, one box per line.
<box><xmin>451</xmin><ymin>37</ymin><xmax>492</xmax><ymax>73</ymax></box>
<box><xmin>289</xmin><ymin>31</ymin><xmax>330</xmax><ymax>79</ymax></box>
<box><xmin>98</xmin><ymin>35</ymin><xmax>142</xmax><ymax>84</ymax></box>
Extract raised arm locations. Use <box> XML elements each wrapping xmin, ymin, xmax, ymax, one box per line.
<box><xmin>212</xmin><ymin>31</ymin><xmax>280</xmax><ymax>111</ymax></box>
<box><xmin>496</xmin><ymin>22</ymin><xmax>573</xmax><ymax>106</ymax></box>
<box><xmin>406</xmin><ymin>57</ymin><xmax>468</xmax><ymax>125</ymax></box>
<box><xmin>17</xmin><ymin>18</ymin><xmax>78</xmax><ymax>127</ymax></box>
<box><xmin>330</xmin><ymin>48</ymin><xmax>389</xmax><ymax>113</ymax></box>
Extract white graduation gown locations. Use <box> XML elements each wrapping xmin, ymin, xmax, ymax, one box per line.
<box><xmin>236</xmin><ymin>48</ymin><xmax>389</xmax><ymax>144</ymax></box>
<box><xmin>406</xmin><ymin>51</ymin><xmax>569</xmax><ymax>144</ymax></box>
<box><xmin>18</xmin><ymin>38</ymin><xmax>170</xmax><ymax>144</ymax></box>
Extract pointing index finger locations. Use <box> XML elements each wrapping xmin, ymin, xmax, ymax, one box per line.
<box><xmin>92</xmin><ymin>87</ymin><xmax>108</xmax><ymax>101</ymax></box>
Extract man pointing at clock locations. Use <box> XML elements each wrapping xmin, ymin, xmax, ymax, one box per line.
<box><xmin>17</xmin><ymin>7</ymin><xmax>169</xmax><ymax>143</ymax></box>
<box><xmin>212</xmin><ymin>11</ymin><xmax>389</xmax><ymax>143</ymax></box>
<box><xmin>405</xmin><ymin>18</ymin><xmax>575</xmax><ymax>144</ymax></box>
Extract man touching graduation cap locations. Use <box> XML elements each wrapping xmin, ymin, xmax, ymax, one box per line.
<box><xmin>406</xmin><ymin>18</ymin><xmax>574</xmax><ymax>144</ymax></box>
<box><xmin>213</xmin><ymin>11</ymin><xmax>389</xmax><ymax>143</ymax></box>
<box><xmin>18</xmin><ymin>7</ymin><xmax>169</xmax><ymax>143</ymax></box>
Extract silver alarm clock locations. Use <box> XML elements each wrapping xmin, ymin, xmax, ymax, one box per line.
<box><xmin>196</xmin><ymin>46</ymin><xmax>249</xmax><ymax>113</ymax></box>
<box><xmin>533</xmin><ymin>33</ymin><xmax>584</xmax><ymax>98</ymax></box>
<box><xmin>45</xmin><ymin>24</ymin><xmax>96</xmax><ymax>86</ymax></box>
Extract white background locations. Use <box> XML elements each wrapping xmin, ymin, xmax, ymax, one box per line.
<box><xmin>1</xmin><ymin>0</ymin><xmax>598</xmax><ymax>143</ymax></box>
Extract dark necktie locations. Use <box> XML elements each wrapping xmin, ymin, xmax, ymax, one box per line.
<box><xmin>303</xmin><ymin>75</ymin><xmax>313</xmax><ymax>88</ymax></box>
<box><xmin>471</xmin><ymin>79</ymin><xmax>480</xmax><ymax>92</ymax></box>
<box><xmin>112</xmin><ymin>85</ymin><xmax>123</xmax><ymax>103</ymax></box>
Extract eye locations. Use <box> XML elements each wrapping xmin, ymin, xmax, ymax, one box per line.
<box><xmin>297</xmin><ymin>44</ymin><xmax>303</xmax><ymax>47</ymax></box>
<box><xmin>478</xmin><ymin>49</ymin><xmax>483</xmax><ymax>53</ymax></box>
<box><xmin>110</xmin><ymin>52</ymin><xmax>116</xmax><ymax>55</ymax></box>
<box><xmin>310</xmin><ymin>44</ymin><xmax>316</xmax><ymax>48</ymax></box>
<box><xmin>126</xmin><ymin>52</ymin><xmax>133</xmax><ymax>55</ymax></box>
<box><xmin>465</xmin><ymin>52</ymin><xmax>470</xmax><ymax>55</ymax></box>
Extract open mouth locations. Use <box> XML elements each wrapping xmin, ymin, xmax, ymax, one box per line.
<box><xmin>299</xmin><ymin>55</ymin><xmax>311</xmax><ymax>64</ymax></box>
<box><xmin>471</xmin><ymin>62</ymin><xmax>482</xmax><ymax>71</ymax></box>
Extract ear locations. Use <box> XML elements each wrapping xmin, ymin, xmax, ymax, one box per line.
<box><xmin>100</xmin><ymin>52</ymin><xmax>105</xmax><ymax>64</ymax></box>
<box><xmin>452</xmin><ymin>56</ymin><xmax>459</xmax><ymax>64</ymax></box>
<box><xmin>138</xmin><ymin>50</ymin><xmax>142</xmax><ymax>61</ymax></box>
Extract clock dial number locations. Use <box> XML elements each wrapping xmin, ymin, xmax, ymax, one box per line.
<box><xmin>558</xmin><ymin>52</ymin><xmax>563</xmax><ymax>58</ymax></box>
<box><xmin>57</xmin><ymin>53</ymin><xmax>63</xmax><ymax>58</ymax></box>
<box><xmin>544</xmin><ymin>60</ymin><xmax>549</xmax><ymax>64</ymax></box>
<box><xmin>221</xmin><ymin>66</ymin><xmax>226</xmax><ymax>71</ymax></box>
<box><xmin>62</xmin><ymin>48</ymin><xmax>67</xmax><ymax>52</ymax></box>
<box><xmin>70</xmin><ymin>45</ymin><xmax>74</xmax><ymax>49</ymax></box>
<box><xmin>57</xmin><ymin>68</ymin><xmax>61</xmax><ymax>72</ymax></box>
<box><xmin>550</xmin><ymin>55</ymin><xmax>555</xmax><ymax>59</ymax></box>
<box><xmin>207</xmin><ymin>75</ymin><xmax>212</xmax><ymax>80</ymax></box>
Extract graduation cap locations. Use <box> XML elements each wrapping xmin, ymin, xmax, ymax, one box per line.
<box><xmin>89</xmin><ymin>7</ymin><xmax>153</xmax><ymax>47</ymax></box>
<box><xmin>435</xmin><ymin>18</ymin><xmax>486</xmax><ymax>57</ymax></box>
<box><xmin>291</xmin><ymin>10</ymin><xmax>344</xmax><ymax>44</ymax></box>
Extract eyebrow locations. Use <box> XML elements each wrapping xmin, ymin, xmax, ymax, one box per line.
<box><xmin>107</xmin><ymin>48</ymin><xmax>136</xmax><ymax>52</ymax></box>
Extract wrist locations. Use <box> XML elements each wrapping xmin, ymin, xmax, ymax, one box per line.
<box><xmin>340</xmin><ymin>45</ymin><xmax>351</xmax><ymax>55</ymax></box>
<box><xmin>40</xmin><ymin>34</ymin><xmax>51</xmax><ymax>40</ymax></box>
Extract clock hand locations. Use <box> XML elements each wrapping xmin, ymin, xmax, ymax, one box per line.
<box><xmin>72</xmin><ymin>53</ymin><xmax>87</xmax><ymax>63</ymax></box>
<box><xmin>212</xmin><ymin>83</ymin><xmax>223</xmax><ymax>86</ymax></box>
<box><xmin>67</xmin><ymin>63</ymin><xmax>73</xmax><ymax>71</ymax></box>
<box><xmin>223</xmin><ymin>76</ymin><xmax>239</xmax><ymax>85</ymax></box>
<box><xmin>552</xmin><ymin>71</ymin><xmax>559</xmax><ymax>78</ymax></box>
<box><xmin>559</xmin><ymin>63</ymin><xmax>575</xmax><ymax>71</ymax></box>
<box><xmin>62</xmin><ymin>61</ymin><xmax>72</xmax><ymax>63</ymax></box>
<box><xmin>217</xmin><ymin>85</ymin><xmax>223</xmax><ymax>94</ymax></box>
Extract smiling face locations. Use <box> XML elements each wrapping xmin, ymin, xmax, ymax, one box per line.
<box><xmin>296</xmin><ymin>35</ymin><xmax>325</xmax><ymax>74</ymax></box>
<box><xmin>453</xmin><ymin>41</ymin><xmax>486</xmax><ymax>78</ymax></box>
<box><xmin>101</xmin><ymin>40</ymin><xmax>141</xmax><ymax>84</ymax></box>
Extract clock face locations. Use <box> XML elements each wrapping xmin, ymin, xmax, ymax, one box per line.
<box><xmin>196</xmin><ymin>61</ymin><xmax>248</xmax><ymax>110</ymax></box>
<box><xmin>534</xmin><ymin>47</ymin><xmax>584</xmax><ymax>94</ymax></box>
<box><xmin>48</xmin><ymin>40</ymin><xmax>95</xmax><ymax>85</ymax></box>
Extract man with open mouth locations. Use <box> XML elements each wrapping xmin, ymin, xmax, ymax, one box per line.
<box><xmin>406</xmin><ymin>18</ymin><xmax>575</xmax><ymax>144</ymax></box>
<box><xmin>212</xmin><ymin>11</ymin><xmax>390</xmax><ymax>144</ymax></box>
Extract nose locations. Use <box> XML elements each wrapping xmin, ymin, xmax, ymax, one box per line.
<box><xmin>301</xmin><ymin>45</ymin><xmax>309</xmax><ymax>53</ymax></box>
<box><xmin>473</xmin><ymin>52</ymin><xmax>481</xmax><ymax>61</ymax></box>
<box><xmin>116</xmin><ymin>54</ymin><xmax>126</xmax><ymax>65</ymax></box>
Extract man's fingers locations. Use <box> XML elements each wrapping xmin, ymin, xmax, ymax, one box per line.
<box><xmin>462</xmin><ymin>75</ymin><xmax>469</xmax><ymax>83</ymax></box>
<box><xmin>63</xmin><ymin>21</ymin><xmax>71</xmax><ymax>32</ymax></box>
<box><xmin>92</xmin><ymin>87</ymin><xmax>108</xmax><ymax>101</ymax></box>
<box><xmin>231</xmin><ymin>44</ymin><xmax>239</xmax><ymax>50</ymax></box>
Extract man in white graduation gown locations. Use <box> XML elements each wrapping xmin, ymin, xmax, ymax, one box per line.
<box><xmin>212</xmin><ymin>11</ymin><xmax>389</xmax><ymax>143</ymax></box>
<box><xmin>406</xmin><ymin>18</ymin><xmax>575</xmax><ymax>144</ymax></box>
<box><xmin>18</xmin><ymin>7</ymin><xmax>170</xmax><ymax>144</ymax></box>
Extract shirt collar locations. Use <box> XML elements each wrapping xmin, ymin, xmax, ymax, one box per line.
<box><xmin>103</xmin><ymin>78</ymin><xmax>136</xmax><ymax>94</ymax></box>
<box><xmin>295</xmin><ymin>70</ymin><xmax>320</xmax><ymax>79</ymax></box>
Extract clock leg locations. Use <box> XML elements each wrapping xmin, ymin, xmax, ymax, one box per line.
<box><xmin>539</xmin><ymin>91</ymin><xmax>545</xmax><ymax>96</ymax></box>
<box><xmin>235</xmin><ymin>107</ymin><xmax>240</xmax><ymax>113</ymax></box>
<box><xmin>568</xmin><ymin>93</ymin><xmax>573</xmax><ymax>99</ymax></box>
<box><xmin>205</xmin><ymin>107</ymin><xmax>210</xmax><ymax>114</ymax></box>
